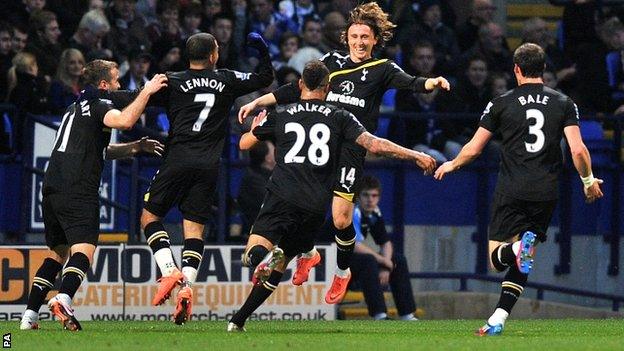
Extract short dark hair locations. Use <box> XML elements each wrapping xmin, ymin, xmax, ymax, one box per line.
<box><xmin>82</xmin><ymin>59</ymin><xmax>117</xmax><ymax>87</ymax></box>
<box><xmin>303</xmin><ymin>16</ymin><xmax>321</xmax><ymax>31</ymax></box>
<box><xmin>29</xmin><ymin>10</ymin><xmax>57</xmax><ymax>35</ymax></box>
<box><xmin>212</xmin><ymin>12</ymin><xmax>233</xmax><ymax>24</ymax></box>
<box><xmin>360</xmin><ymin>175</ymin><xmax>381</xmax><ymax>192</ymax></box>
<box><xmin>513</xmin><ymin>43</ymin><xmax>545</xmax><ymax>78</ymax></box>
<box><xmin>0</xmin><ymin>21</ymin><xmax>11</xmax><ymax>35</ymax></box>
<box><xmin>181</xmin><ymin>2</ymin><xmax>203</xmax><ymax>18</ymax></box>
<box><xmin>186</xmin><ymin>33</ymin><xmax>217</xmax><ymax>61</ymax></box>
<box><xmin>249</xmin><ymin>141</ymin><xmax>270</xmax><ymax>168</ymax></box>
<box><xmin>301</xmin><ymin>61</ymin><xmax>329</xmax><ymax>90</ymax></box>
<box><xmin>156</xmin><ymin>0</ymin><xmax>179</xmax><ymax>15</ymax></box>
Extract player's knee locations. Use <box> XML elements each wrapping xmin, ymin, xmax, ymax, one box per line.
<box><xmin>332</xmin><ymin>215</ymin><xmax>352</xmax><ymax>230</ymax></box>
<box><xmin>140</xmin><ymin>210</ymin><xmax>159</xmax><ymax>229</ymax></box>
<box><xmin>243</xmin><ymin>245</ymin><xmax>269</xmax><ymax>267</ymax></box>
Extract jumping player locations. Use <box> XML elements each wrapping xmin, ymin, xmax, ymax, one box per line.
<box><xmin>238</xmin><ymin>2</ymin><xmax>450</xmax><ymax>304</ymax></box>
<box><xmin>139</xmin><ymin>32</ymin><xmax>274</xmax><ymax>325</ymax></box>
<box><xmin>19</xmin><ymin>60</ymin><xmax>167</xmax><ymax>330</ymax></box>
<box><xmin>227</xmin><ymin>61</ymin><xmax>436</xmax><ymax>332</ymax></box>
<box><xmin>434</xmin><ymin>43</ymin><xmax>603</xmax><ymax>335</ymax></box>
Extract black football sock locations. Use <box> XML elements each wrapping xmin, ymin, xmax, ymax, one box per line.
<box><xmin>491</xmin><ymin>243</ymin><xmax>516</xmax><ymax>272</ymax></box>
<box><xmin>496</xmin><ymin>265</ymin><xmax>528</xmax><ymax>314</ymax></box>
<box><xmin>230</xmin><ymin>270</ymin><xmax>283</xmax><ymax>327</ymax></box>
<box><xmin>335</xmin><ymin>223</ymin><xmax>356</xmax><ymax>270</ymax></box>
<box><xmin>181</xmin><ymin>238</ymin><xmax>203</xmax><ymax>284</ymax></box>
<box><xmin>242</xmin><ymin>245</ymin><xmax>269</xmax><ymax>268</ymax></box>
<box><xmin>144</xmin><ymin>221</ymin><xmax>177</xmax><ymax>276</ymax></box>
<box><xmin>26</xmin><ymin>258</ymin><xmax>62</xmax><ymax>312</ymax></box>
<box><xmin>59</xmin><ymin>252</ymin><xmax>90</xmax><ymax>299</ymax></box>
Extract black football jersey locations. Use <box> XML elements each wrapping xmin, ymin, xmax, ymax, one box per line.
<box><xmin>43</xmin><ymin>94</ymin><xmax>115</xmax><ymax>197</ymax></box>
<box><xmin>273</xmin><ymin>50</ymin><xmax>428</xmax><ymax>133</ymax></box>
<box><xmin>153</xmin><ymin>61</ymin><xmax>273</xmax><ymax>168</ymax></box>
<box><xmin>479</xmin><ymin>83</ymin><xmax>580</xmax><ymax>201</ymax></box>
<box><xmin>252</xmin><ymin>99</ymin><xmax>366</xmax><ymax>213</ymax></box>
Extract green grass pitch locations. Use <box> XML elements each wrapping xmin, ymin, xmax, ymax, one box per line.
<box><xmin>2</xmin><ymin>319</ymin><xmax>623</xmax><ymax>350</ymax></box>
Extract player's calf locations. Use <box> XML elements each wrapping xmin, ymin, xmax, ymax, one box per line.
<box><xmin>20</xmin><ymin>257</ymin><xmax>63</xmax><ymax>330</ymax></box>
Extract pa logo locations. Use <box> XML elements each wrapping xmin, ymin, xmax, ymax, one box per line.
<box><xmin>2</xmin><ymin>333</ymin><xmax>10</xmax><ymax>349</ymax></box>
<box><xmin>339</xmin><ymin>81</ymin><xmax>354</xmax><ymax>95</ymax></box>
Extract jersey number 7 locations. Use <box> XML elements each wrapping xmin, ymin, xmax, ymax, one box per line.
<box><xmin>192</xmin><ymin>93</ymin><xmax>216</xmax><ymax>132</ymax></box>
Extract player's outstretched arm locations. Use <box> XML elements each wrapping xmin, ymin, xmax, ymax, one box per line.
<box><xmin>103</xmin><ymin>74</ymin><xmax>168</xmax><ymax>130</ymax></box>
<box><xmin>355</xmin><ymin>132</ymin><xmax>436</xmax><ymax>175</ymax></box>
<box><xmin>238</xmin><ymin>93</ymin><xmax>277</xmax><ymax>124</ymax></box>
<box><xmin>434</xmin><ymin>127</ymin><xmax>492</xmax><ymax>180</ymax></box>
<box><xmin>105</xmin><ymin>137</ymin><xmax>164</xmax><ymax>160</ymax></box>
<box><xmin>239</xmin><ymin>110</ymin><xmax>268</xmax><ymax>150</ymax></box>
<box><xmin>563</xmin><ymin>125</ymin><xmax>604</xmax><ymax>203</ymax></box>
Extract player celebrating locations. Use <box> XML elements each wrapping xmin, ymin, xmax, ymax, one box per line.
<box><xmin>139</xmin><ymin>32</ymin><xmax>274</xmax><ymax>325</ymax></box>
<box><xmin>238</xmin><ymin>2</ymin><xmax>450</xmax><ymax>304</ymax></box>
<box><xmin>19</xmin><ymin>60</ymin><xmax>167</xmax><ymax>331</ymax></box>
<box><xmin>227</xmin><ymin>61</ymin><xmax>436</xmax><ymax>332</ymax></box>
<box><xmin>434</xmin><ymin>43</ymin><xmax>604</xmax><ymax>335</ymax></box>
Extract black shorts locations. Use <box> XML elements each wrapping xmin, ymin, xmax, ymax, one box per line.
<box><xmin>43</xmin><ymin>193</ymin><xmax>99</xmax><ymax>248</ymax></box>
<box><xmin>333</xmin><ymin>143</ymin><xmax>366</xmax><ymax>203</ymax></box>
<box><xmin>488</xmin><ymin>192</ymin><xmax>558</xmax><ymax>243</ymax></box>
<box><xmin>144</xmin><ymin>163</ymin><xmax>218</xmax><ymax>224</ymax></box>
<box><xmin>251</xmin><ymin>191</ymin><xmax>326</xmax><ymax>257</ymax></box>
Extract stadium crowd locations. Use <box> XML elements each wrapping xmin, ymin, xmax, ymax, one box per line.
<box><xmin>2</xmin><ymin>0</ymin><xmax>624</xmax><ymax>158</ymax></box>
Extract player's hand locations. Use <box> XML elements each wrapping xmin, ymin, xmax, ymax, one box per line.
<box><xmin>143</xmin><ymin>74</ymin><xmax>168</xmax><ymax>95</ymax></box>
<box><xmin>238</xmin><ymin>100</ymin><xmax>258</xmax><ymax>124</ymax></box>
<box><xmin>414</xmin><ymin>151</ymin><xmax>436</xmax><ymax>175</ymax></box>
<box><xmin>247</xmin><ymin>32</ymin><xmax>269</xmax><ymax>55</ymax></box>
<box><xmin>583</xmin><ymin>178</ymin><xmax>604</xmax><ymax>203</ymax></box>
<box><xmin>434</xmin><ymin>161</ymin><xmax>456</xmax><ymax>180</ymax></box>
<box><xmin>137</xmin><ymin>137</ymin><xmax>164</xmax><ymax>156</ymax></box>
<box><xmin>378</xmin><ymin>270</ymin><xmax>390</xmax><ymax>287</ymax></box>
<box><xmin>381</xmin><ymin>257</ymin><xmax>394</xmax><ymax>271</ymax></box>
<box><xmin>425</xmin><ymin>76</ymin><xmax>450</xmax><ymax>91</ymax></box>
<box><xmin>251</xmin><ymin>110</ymin><xmax>268</xmax><ymax>130</ymax></box>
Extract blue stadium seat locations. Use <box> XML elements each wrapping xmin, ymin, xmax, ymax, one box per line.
<box><xmin>156</xmin><ymin>113</ymin><xmax>169</xmax><ymax>132</ymax></box>
<box><xmin>2</xmin><ymin>112</ymin><xmax>12</xmax><ymax>150</ymax></box>
<box><xmin>579</xmin><ymin>120</ymin><xmax>612</xmax><ymax>166</ymax></box>
<box><xmin>606</xmin><ymin>51</ymin><xmax>621</xmax><ymax>88</ymax></box>
<box><xmin>375</xmin><ymin>116</ymin><xmax>390</xmax><ymax>138</ymax></box>
<box><xmin>381</xmin><ymin>89</ymin><xmax>397</xmax><ymax>111</ymax></box>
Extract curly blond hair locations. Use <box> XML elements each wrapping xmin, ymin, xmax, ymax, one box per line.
<box><xmin>341</xmin><ymin>2</ymin><xmax>397</xmax><ymax>48</ymax></box>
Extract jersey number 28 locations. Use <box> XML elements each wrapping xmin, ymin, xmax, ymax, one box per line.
<box><xmin>284</xmin><ymin>122</ymin><xmax>330</xmax><ymax>166</ymax></box>
<box><xmin>525</xmin><ymin>109</ymin><xmax>545</xmax><ymax>153</ymax></box>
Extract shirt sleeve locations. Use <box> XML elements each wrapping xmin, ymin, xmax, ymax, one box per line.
<box><xmin>339</xmin><ymin>110</ymin><xmax>367</xmax><ymax>142</ymax></box>
<box><xmin>92</xmin><ymin>99</ymin><xmax>115</xmax><ymax>122</ymax></box>
<box><xmin>353</xmin><ymin>206</ymin><xmax>365</xmax><ymax>243</ymax></box>
<box><xmin>563</xmin><ymin>97</ymin><xmax>580</xmax><ymax>127</ymax></box>
<box><xmin>478</xmin><ymin>99</ymin><xmax>500</xmax><ymax>132</ymax></box>
<box><xmin>228</xmin><ymin>49</ymin><xmax>275</xmax><ymax>97</ymax></box>
<box><xmin>251</xmin><ymin>112</ymin><xmax>277</xmax><ymax>141</ymax></box>
<box><xmin>383</xmin><ymin>60</ymin><xmax>428</xmax><ymax>93</ymax></box>
<box><xmin>273</xmin><ymin>81</ymin><xmax>301</xmax><ymax>105</ymax></box>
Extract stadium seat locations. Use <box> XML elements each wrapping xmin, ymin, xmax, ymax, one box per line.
<box><xmin>606</xmin><ymin>51</ymin><xmax>621</xmax><ymax>88</ymax></box>
<box><xmin>156</xmin><ymin>113</ymin><xmax>169</xmax><ymax>132</ymax></box>
<box><xmin>381</xmin><ymin>89</ymin><xmax>397</xmax><ymax>112</ymax></box>
<box><xmin>579</xmin><ymin>120</ymin><xmax>612</xmax><ymax>166</ymax></box>
<box><xmin>2</xmin><ymin>112</ymin><xmax>13</xmax><ymax>151</ymax></box>
<box><xmin>375</xmin><ymin>116</ymin><xmax>391</xmax><ymax>138</ymax></box>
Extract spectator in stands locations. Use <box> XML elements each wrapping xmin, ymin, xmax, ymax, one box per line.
<box><xmin>180</xmin><ymin>2</ymin><xmax>203</xmax><ymax>41</ymax></box>
<box><xmin>0</xmin><ymin>23</ymin><xmax>13</xmax><ymax>101</ymax></box>
<box><xmin>106</xmin><ymin>0</ymin><xmax>150</xmax><ymax>63</ymax></box>
<box><xmin>8</xmin><ymin>52</ymin><xmax>52</xmax><ymax>153</ymax></box>
<box><xmin>543</xmin><ymin>69</ymin><xmax>561</xmax><ymax>92</ymax></box>
<box><xmin>549</xmin><ymin>0</ymin><xmax>600</xmax><ymax>64</ymax></box>
<box><xmin>147</xmin><ymin>0</ymin><xmax>181</xmax><ymax>44</ymax></box>
<box><xmin>521</xmin><ymin>17</ymin><xmax>575</xmax><ymax>91</ymax></box>
<box><xmin>300</xmin><ymin>16</ymin><xmax>322</xmax><ymax>50</ymax></box>
<box><xmin>287</xmin><ymin>46</ymin><xmax>323</xmax><ymax>74</ymax></box>
<box><xmin>201</xmin><ymin>0</ymin><xmax>224</xmax><ymax>31</ymax></box>
<box><xmin>47</xmin><ymin>0</ymin><xmax>91</xmax><ymax>44</ymax></box>
<box><xmin>120</xmin><ymin>49</ymin><xmax>151</xmax><ymax>90</ymax></box>
<box><xmin>576</xmin><ymin>17</ymin><xmax>624</xmax><ymax>114</ymax></box>
<box><xmin>402</xmin><ymin>0</ymin><xmax>459</xmax><ymax>76</ymax></box>
<box><xmin>350</xmin><ymin>176</ymin><xmax>418</xmax><ymax>321</ymax></box>
<box><xmin>48</xmin><ymin>48</ymin><xmax>84</xmax><ymax>113</ymax></box>
<box><xmin>272</xmin><ymin>32</ymin><xmax>299</xmax><ymax>70</ymax></box>
<box><xmin>247</xmin><ymin>0</ymin><xmax>298</xmax><ymax>57</ymax></box>
<box><xmin>318</xmin><ymin>11</ymin><xmax>346</xmax><ymax>53</ymax></box>
<box><xmin>25</xmin><ymin>10</ymin><xmax>62</xmax><ymax>80</ymax></box>
<box><xmin>278</xmin><ymin>0</ymin><xmax>318</xmax><ymax>31</ymax></box>
<box><xmin>69</xmin><ymin>10</ymin><xmax>112</xmax><ymax>62</ymax></box>
<box><xmin>490</xmin><ymin>72</ymin><xmax>508</xmax><ymax>98</ymax></box>
<box><xmin>275</xmin><ymin>65</ymin><xmax>300</xmax><ymax>86</ymax></box>
<box><xmin>395</xmin><ymin>41</ymin><xmax>461</xmax><ymax>162</ymax></box>
<box><xmin>319</xmin><ymin>0</ymin><xmax>356</xmax><ymax>19</ymax></box>
<box><xmin>11</xmin><ymin>25</ymin><xmax>29</xmax><ymax>55</ymax></box>
<box><xmin>238</xmin><ymin>141</ymin><xmax>275</xmax><ymax>237</ymax></box>
<box><xmin>8</xmin><ymin>0</ymin><xmax>47</xmax><ymax>31</ymax></box>
<box><xmin>212</xmin><ymin>13</ymin><xmax>242</xmax><ymax>70</ymax></box>
<box><xmin>456</xmin><ymin>0</ymin><xmax>496</xmax><ymax>52</ymax></box>
<box><xmin>461</xmin><ymin>22</ymin><xmax>512</xmax><ymax>76</ymax></box>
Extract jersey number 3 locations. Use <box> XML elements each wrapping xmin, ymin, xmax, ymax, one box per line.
<box><xmin>192</xmin><ymin>93</ymin><xmax>216</xmax><ymax>132</ymax></box>
<box><xmin>525</xmin><ymin>109</ymin><xmax>545</xmax><ymax>153</ymax></box>
<box><xmin>284</xmin><ymin>122</ymin><xmax>330</xmax><ymax>166</ymax></box>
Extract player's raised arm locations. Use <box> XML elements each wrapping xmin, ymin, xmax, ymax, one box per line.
<box><xmin>238</xmin><ymin>92</ymin><xmax>277</xmax><ymax>123</ymax></box>
<box><xmin>354</xmin><ymin>131</ymin><xmax>436</xmax><ymax>175</ymax></box>
<box><xmin>105</xmin><ymin>137</ymin><xmax>164</xmax><ymax>160</ymax></box>
<box><xmin>230</xmin><ymin>33</ymin><xmax>275</xmax><ymax>99</ymax></box>
<box><xmin>103</xmin><ymin>74</ymin><xmax>168</xmax><ymax>130</ymax></box>
<box><xmin>563</xmin><ymin>125</ymin><xmax>604</xmax><ymax>203</ymax></box>
<box><xmin>434</xmin><ymin>127</ymin><xmax>493</xmax><ymax>180</ymax></box>
<box><xmin>385</xmin><ymin>60</ymin><xmax>450</xmax><ymax>93</ymax></box>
